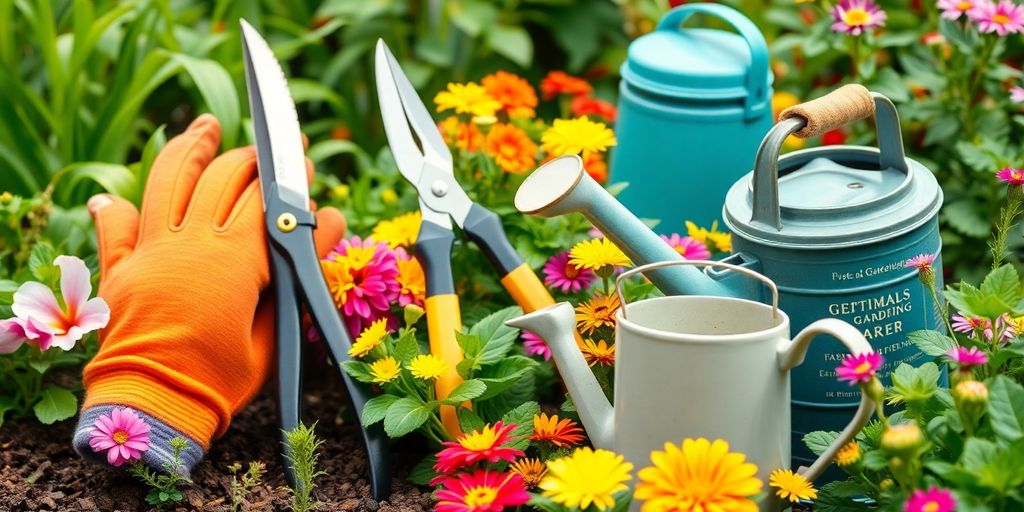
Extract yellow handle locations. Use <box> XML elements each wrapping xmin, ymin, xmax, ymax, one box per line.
<box><xmin>501</xmin><ymin>263</ymin><xmax>587</xmax><ymax>348</ymax></box>
<box><xmin>425</xmin><ymin>294</ymin><xmax>464</xmax><ymax>437</ymax></box>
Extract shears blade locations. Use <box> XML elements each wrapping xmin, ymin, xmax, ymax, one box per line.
<box><xmin>241</xmin><ymin>19</ymin><xmax>310</xmax><ymax>212</ymax></box>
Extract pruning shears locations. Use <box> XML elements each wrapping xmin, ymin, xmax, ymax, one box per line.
<box><xmin>241</xmin><ymin>20</ymin><xmax>391</xmax><ymax>499</ymax></box>
<box><xmin>374</xmin><ymin>40</ymin><xmax>565</xmax><ymax>436</ymax></box>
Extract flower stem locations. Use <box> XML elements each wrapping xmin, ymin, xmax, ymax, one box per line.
<box><xmin>990</xmin><ymin>186</ymin><xmax>1024</xmax><ymax>269</ymax></box>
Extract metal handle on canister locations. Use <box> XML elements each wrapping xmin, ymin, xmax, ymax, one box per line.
<box><xmin>751</xmin><ymin>84</ymin><xmax>909</xmax><ymax>229</ymax></box>
<box><xmin>656</xmin><ymin>4</ymin><xmax>769</xmax><ymax>120</ymax></box>
<box><xmin>615</xmin><ymin>259</ymin><xmax>779</xmax><ymax>320</ymax></box>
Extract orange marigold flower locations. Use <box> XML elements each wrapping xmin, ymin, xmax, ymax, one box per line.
<box><xmin>530</xmin><ymin>413</ymin><xmax>586</xmax><ymax>448</ymax></box>
<box><xmin>570</xmin><ymin>95</ymin><xmax>617</xmax><ymax>122</ymax></box>
<box><xmin>484</xmin><ymin>123</ymin><xmax>538</xmax><ymax>174</ymax></box>
<box><xmin>575</xmin><ymin>293</ymin><xmax>621</xmax><ymax>334</ymax></box>
<box><xmin>438</xmin><ymin>116</ymin><xmax>484</xmax><ymax>152</ymax></box>
<box><xmin>583</xmin><ymin>151</ymin><xmax>608</xmax><ymax>183</ymax></box>
<box><xmin>482</xmin><ymin>71</ymin><xmax>538</xmax><ymax>119</ymax></box>
<box><xmin>541</xmin><ymin>71</ymin><xmax>593</xmax><ymax>100</ymax></box>
<box><xmin>579</xmin><ymin>339</ymin><xmax>616</xmax><ymax>367</ymax></box>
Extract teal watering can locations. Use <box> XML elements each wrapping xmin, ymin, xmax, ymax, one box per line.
<box><xmin>610</xmin><ymin>3</ymin><xmax>773</xmax><ymax>231</ymax></box>
<box><xmin>514</xmin><ymin>85</ymin><xmax>943</xmax><ymax>471</ymax></box>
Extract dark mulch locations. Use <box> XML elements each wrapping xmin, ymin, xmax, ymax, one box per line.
<box><xmin>0</xmin><ymin>374</ymin><xmax>433</xmax><ymax>512</ymax></box>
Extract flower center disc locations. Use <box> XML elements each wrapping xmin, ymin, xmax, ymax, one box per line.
<box><xmin>112</xmin><ymin>430</ymin><xmax>129</xmax><ymax>445</ymax></box>
<box><xmin>464</xmin><ymin>487</ymin><xmax>498</xmax><ymax>507</ymax></box>
<box><xmin>994</xmin><ymin>13</ymin><xmax>1011</xmax><ymax>23</ymax></box>
<box><xmin>844</xmin><ymin>8</ymin><xmax>870</xmax><ymax>25</ymax></box>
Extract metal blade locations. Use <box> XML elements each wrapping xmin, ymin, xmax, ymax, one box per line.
<box><xmin>374</xmin><ymin>40</ymin><xmax>426</xmax><ymax>186</ymax></box>
<box><xmin>376</xmin><ymin>40</ymin><xmax>453</xmax><ymax>171</ymax></box>
<box><xmin>241</xmin><ymin>19</ymin><xmax>309</xmax><ymax>211</ymax></box>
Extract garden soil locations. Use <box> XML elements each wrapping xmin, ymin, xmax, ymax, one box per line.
<box><xmin>0</xmin><ymin>373</ymin><xmax>433</xmax><ymax>512</ymax></box>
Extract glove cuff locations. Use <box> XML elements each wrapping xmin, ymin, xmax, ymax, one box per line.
<box><xmin>73</xmin><ymin>405</ymin><xmax>205</xmax><ymax>475</ymax></box>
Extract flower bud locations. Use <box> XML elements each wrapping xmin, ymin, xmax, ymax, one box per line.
<box><xmin>881</xmin><ymin>423</ymin><xmax>924</xmax><ymax>455</ymax></box>
<box><xmin>863</xmin><ymin>377</ymin><xmax>885</xmax><ymax>404</ymax></box>
<box><xmin>404</xmin><ymin>304</ymin><xmax>425</xmax><ymax>327</ymax></box>
<box><xmin>381</xmin><ymin>188</ymin><xmax>398</xmax><ymax>205</ymax></box>
<box><xmin>917</xmin><ymin>266</ymin><xmax>936</xmax><ymax>288</ymax></box>
<box><xmin>953</xmin><ymin>379</ymin><xmax>988</xmax><ymax>404</ymax></box>
<box><xmin>879</xmin><ymin>478</ymin><xmax>895</xmax><ymax>491</ymax></box>
<box><xmin>330</xmin><ymin>184</ymin><xmax>350</xmax><ymax>201</ymax></box>
<box><xmin>0</xmin><ymin>191</ymin><xmax>12</xmax><ymax>203</ymax></box>
<box><xmin>835</xmin><ymin>441</ymin><xmax>862</xmax><ymax>470</ymax></box>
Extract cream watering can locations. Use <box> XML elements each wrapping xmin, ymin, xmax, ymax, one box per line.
<box><xmin>505</xmin><ymin>261</ymin><xmax>875</xmax><ymax>511</ymax></box>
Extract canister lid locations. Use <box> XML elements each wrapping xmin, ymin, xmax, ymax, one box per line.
<box><xmin>723</xmin><ymin>147</ymin><xmax>943</xmax><ymax>248</ymax></box>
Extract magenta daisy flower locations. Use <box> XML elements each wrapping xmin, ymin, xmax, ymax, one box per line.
<box><xmin>323</xmin><ymin>236</ymin><xmax>400</xmax><ymax>336</ymax></box>
<box><xmin>836</xmin><ymin>352</ymin><xmax>884</xmax><ymax>385</ymax></box>
<box><xmin>952</xmin><ymin>313</ymin><xmax>991</xmax><ymax>336</ymax></box>
<box><xmin>543</xmin><ymin>251</ymin><xmax>596</xmax><ymax>293</ymax></box>
<box><xmin>1011</xmin><ymin>86</ymin><xmax>1024</xmax><ymax>103</ymax></box>
<box><xmin>522</xmin><ymin>330</ymin><xmax>551</xmax><ymax>360</ymax></box>
<box><xmin>996</xmin><ymin>167</ymin><xmax>1024</xmax><ymax>184</ymax></box>
<box><xmin>947</xmin><ymin>345</ymin><xmax>989</xmax><ymax>368</ymax></box>
<box><xmin>660</xmin><ymin>234</ymin><xmax>711</xmax><ymax>260</ymax></box>
<box><xmin>991</xmin><ymin>313</ymin><xmax>1017</xmax><ymax>342</ymax></box>
<box><xmin>968</xmin><ymin>0</ymin><xmax>1024</xmax><ymax>34</ymax></box>
<box><xmin>937</xmin><ymin>0</ymin><xmax>979</xmax><ymax>19</ymax></box>
<box><xmin>905</xmin><ymin>254</ymin><xmax>936</xmax><ymax>271</ymax></box>
<box><xmin>88</xmin><ymin>407</ymin><xmax>151</xmax><ymax>467</ymax></box>
<box><xmin>904</xmin><ymin>486</ymin><xmax>956</xmax><ymax>512</ymax></box>
<box><xmin>832</xmin><ymin>0</ymin><xmax>887</xmax><ymax>35</ymax></box>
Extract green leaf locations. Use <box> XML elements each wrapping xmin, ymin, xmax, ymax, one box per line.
<box><xmin>485</xmin><ymin>24</ymin><xmax>532</xmax><ymax>68</ymax></box>
<box><xmin>33</xmin><ymin>386</ymin><xmax>77</xmax><ymax>425</ymax></box>
<box><xmin>28</xmin><ymin>241</ymin><xmax>57</xmax><ymax>283</ymax></box>
<box><xmin>456</xmin><ymin>331</ymin><xmax>483</xmax><ymax>358</ymax></box>
<box><xmin>501</xmin><ymin>400</ymin><xmax>540</xmax><ymax>428</ymax></box>
<box><xmin>470</xmin><ymin>306</ymin><xmax>522</xmax><ymax>365</ymax></box>
<box><xmin>168</xmin><ymin>54</ymin><xmax>240</xmax><ymax>148</ymax></box>
<box><xmin>981</xmin><ymin>265</ymin><xmax>1022</xmax><ymax>307</ymax></box>
<box><xmin>458</xmin><ymin>408</ymin><xmax>486</xmax><ymax>434</ymax></box>
<box><xmin>812</xmin><ymin>481</ymin><xmax>874</xmax><ymax>512</ymax></box>
<box><xmin>383</xmin><ymin>398</ymin><xmax>433</xmax><ymax>438</ymax></box>
<box><xmin>862</xmin><ymin>450</ymin><xmax>889</xmax><ymax>471</ymax></box>
<box><xmin>977</xmin><ymin>439</ymin><xmax>1024</xmax><ymax>492</ymax></box>
<box><xmin>0</xmin><ymin>396</ymin><xmax>17</xmax><ymax>428</ymax></box>
<box><xmin>28</xmin><ymin>358</ymin><xmax>51</xmax><ymax>374</ymax></box>
<box><xmin>926</xmin><ymin>460</ymin><xmax>979</xmax><ymax>487</ymax></box>
<box><xmin>51</xmin><ymin>162</ymin><xmax>139</xmax><ymax>206</ymax></box>
<box><xmin>392</xmin><ymin>330</ymin><xmax>420</xmax><ymax>365</ymax></box>
<box><xmin>441</xmin><ymin>380</ymin><xmax>487</xmax><ymax>405</ymax></box>
<box><xmin>447</xmin><ymin>0</ymin><xmax>498</xmax><ymax>37</ymax></box>
<box><xmin>988</xmin><ymin>375</ymin><xmax>1024</xmax><ymax>443</ymax></box>
<box><xmin>803</xmin><ymin>431</ymin><xmax>840</xmax><ymax>456</ymax></box>
<box><xmin>476</xmin><ymin>356</ymin><xmax>537</xmax><ymax>400</ymax></box>
<box><xmin>361</xmin><ymin>394</ymin><xmax>400</xmax><ymax>427</ymax></box>
<box><xmin>407</xmin><ymin>454</ymin><xmax>439</xmax><ymax>487</ymax></box>
<box><xmin>943</xmin><ymin>200</ymin><xmax>990</xmax><ymax>239</ymax></box>
<box><xmin>886</xmin><ymin>362</ymin><xmax>940</xmax><ymax>406</ymax></box>
<box><xmin>908</xmin><ymin>330</ymin><xmax>957</xmax><ymax>358</ymax></box>
<box><xmin>341</xmin><ymin>360</ymin><xmax>376</xmax><ymax>384</ymax></box>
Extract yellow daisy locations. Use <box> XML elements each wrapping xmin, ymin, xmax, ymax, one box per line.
<box><xmin>835</xmin><ymin>441</ymin><xmax>862</xmax><ymax>467</ymax></box>
<box><xmin>579</xmin><ymin>339</ymin><xmax>616</xmax><ymax>367</ymax></box>
<box><xmin>371</xmin><ymin>211</ymin><xmax>422</xmax><ymax>249</ymax></box>
<box><xmin>635</xmin><ymin>438</ymin><xmax>762</xmax><ymax>512</ymax></box>
<box><xmin>434</xmin><ymin>82</ymin><xmax>502</xmax><ymax>118</ymax></box>
<box><xmin>369</xmin><ymin>357</ymin><xmax>401</xmax><ymax>384</ymax></box>
<box><xmin>407</xmin><ymin>354</ymin><xmax>447</xmax><ymax>381</ymax></box>
<box><xmin>348</xmin><ymin>318</ymin><xmax>389</xmax><ymax>358</ymax></box>
<box><xmin>540</xmin><ymin>447</ymin><xmax>633</xmax><ymax>511</ymax></box>
<box><xmin>541</xmin><ymin>116</ymin><xmax>617</xmax><ymax>156</ymax></box>
<box><xmin>685</xmin><ymin>220</ymin><xmax>732</xmax><ymax>253</ymax></box>
<box><xmin>510</xmin><ymin>457</ymin><xmax>548</xmax><ymax>488</ymax></box>
<box><xmin>576</xmin><ymin>294</ymin><xmax>621</xmax><ymax>335</ymax></box>
<box><xmin>768</xmin><ymin>469</ymin><xmax>817</xmax><ymax>503</ymax></box>
<box><xmin>569</xmin><ymin>238</ymin><xmax>631</xmax><ymax>271</ymax></box>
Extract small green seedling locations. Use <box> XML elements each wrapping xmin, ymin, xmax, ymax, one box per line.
<box><xmin>129</xmin><ymin>437</ymin><xmax>193</xmax><ymax>508</ymax></box>
<box><xmin>283</xmin><ymin>422</ymin><xmax>326</xmax><ymax>512</ymax></box>
<box><xmin>228</xmin><ymin>461</ymin><xmax>265</xmax><ymax>512</ymax></box>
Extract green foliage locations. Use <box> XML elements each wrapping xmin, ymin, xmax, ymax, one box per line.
<box><xmin>282</xmin><ymin>422</ymin><xmax>326</xmax><ymax>512</ymax></box>
<box><xmin>227</xmin><ymin>461</ymin><xmax>265</xmax><ymax>512</ymax></box>
<box><xmin>129</xmin><ymin>437</ymin><xmax>193</xmax><ymax>509</ymax></box>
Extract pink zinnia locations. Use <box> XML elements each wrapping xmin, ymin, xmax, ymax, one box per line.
<box><xmin>947</xmin><ymin>345</ymin><xmax>989</xmax><ymax>368</ymax></box>
<box><xmin>968</xmin><ymin>0</ymin><xmax>1024</xmax><ymax>34</ymax></box>
<box><xmin>952</xmin><ymin>313</ymin><xmax>990</xmax><ymax>336</ymax></box>
<box><xmin>904</xmin><ymin>486</ymin><xmax>956</xmax><ymax>512</ymax></box>
<box><xmin>543</xmin><ymin>251</ymin><xmax>595</xmax><ymax>293</ymax></box>
<box><xmin>836</xmin><ymin>352</ymin><xmax>884</xmax><ymax>384</ymax></box>
<box><xmin>522</xmin><ymin>330</ymin><xmax>551</xmax><ymax>360</ymax></box>
<box><xmin>433</xmin><ymin>421</ymin><xmax>523</xmax><ymax>476</ymax></box>
<box><xmin>1011</xmin><ymin>86</ymin><xmax>1024</xmax><ymax>103</ymax></box>
<box><xmin>323</xmin><ymin>236</ymin><xmax>400</xmax><ymax>336</ymax></box>
<box><xmin>435</xmin><ymin>470</ymin><xmax>530</xmax><ymax>512</ymax></box>
<box><xmin>88</xmin><ymin>408</ymin><xmax>151</xmax><ymax>467</ymax></box>
<box><xmin>660</xmin><ymin>234</ymin><xmax>711</xmax><ymax>260</ymax></box>
<box><xmin>905</xmin><ymin>253</ymin><xmax>936</xmax><ymax>271</ymax></box>
<box><xmin>937</xmin><ymin>0</ymin><xmax>977</xmax><ymax>19</ymax></box>
<box><xmin>832</xmin><ymin>0</ymin><xmax>887</xmax><ymax>35</ymax></box>
<box><xmin>996</xmin><ymin>167</ymin><xmax>1024</xmax><ymax>185</ymax></box>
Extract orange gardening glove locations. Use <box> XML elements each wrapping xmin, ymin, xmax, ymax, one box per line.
<box><xmin>71</xmin><ymin>115</ymin><xmax>345</xmax><ymax>473</ymax></box>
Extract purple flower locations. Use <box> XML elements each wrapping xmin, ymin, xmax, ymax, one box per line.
<box><xmin>521</xmin><ymin>331</ymin><xmax>551</xmax><ymax>361</ymax></box>
<box><xmin>947</xmin><ymin>346</ymin><xmax>989</xmax><ymax>368</ymax></box>
<box><xmin>996</xmin><ymin>167</ymin><xmax>1024</xmax><ymax>185</ymax></box>
<box><xmin>1011</xmin><ymin>86</ymin><xmax>1024</xmax><ymax>103</ymax></box>
<box><xmin>836</xmin><ymin>352</ymin><xmax>884</xmax><ymax>385</ymax></box>
<box><xmin>968</xmin><ymin>0</ymin><xmax>1024</xmax><ymax>35</ymax></box>
<box><xmin>938</xmin><ymin>0</ymin><xmax>979</xmax><ymax>19</ymax></box>
<box><xmin>904</xmin><ymin>486</ymin><xmax>956</xmax><ymax>512</ymax></box>
<box><xmin>832</xmin><ymin>0</ymin><xmax>887</xmax><ymax>35</ymax></box>
<box><xmin>660</xmin><ymin>234</ymin><xmax>712</xmax><ymax>260</ymax></box>
<box><xmin>542</xmin><ymin>251</ymin><xmax>596</xmax><ymax>294</ymax></box>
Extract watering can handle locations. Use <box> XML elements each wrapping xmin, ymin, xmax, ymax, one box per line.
<box><xmin>616</xmin><ymin>260</ymin><xmax>778</xmax><ymax>320</ymax></box>
<box><xmin>751</xmin><ymin>85</ymin><xmax>908</xmax><ymax>229</ymax></box>
<box><xmin>657</xmin><ymin>4</ymin><xmax>769</xmax><ymax>120</ymax></box>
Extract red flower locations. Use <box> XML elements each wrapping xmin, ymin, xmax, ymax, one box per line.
<box><xmin>821</xmin><ymin>129</ymin><xmax>847</xmax><ymax>145</ymax></box>
<box><xmin>435</xmin><ymin>470</ymin><xmax>530</xmax><ymax>512</ymax></box>
<box><xmin>433</xmin><ymin>421</ymin><xmax>523</xmax><ymax>476</ymax></box>
<box><xmin>540</xmin><ymin>71</ymin><xmax>592</xmax><ymax>100</ymax></box>
<box><xmin>570</xmin><ymin>96</ymin><xmax>617</xmax><ymax>122</ymax></box>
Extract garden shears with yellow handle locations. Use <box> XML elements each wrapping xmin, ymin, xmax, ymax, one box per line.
<box><xmin>374</xmin><ymin>39</ymin><xmax>564</xmax><ymax>437</ymax></box>
<box><xmin>241</xmin><ymin>20</ymin><xmax>391</xmax><ymax>499</ymax></box>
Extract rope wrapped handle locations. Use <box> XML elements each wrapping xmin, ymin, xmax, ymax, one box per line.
<box><xmin>779</xmin><ymin>84</ymin><xmax>875</xmax><ymax>138</ymax></box>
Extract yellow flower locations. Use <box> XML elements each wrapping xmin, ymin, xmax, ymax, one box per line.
<box><xmin>381</xmin><ymin>188</ymin><xmax>398</xmax><ymax>205</ymax></box>
<box><xmin>348</xmin><ymin>318</ymin><xmax>389</xmax><ymax>358</ymax></box>
<box><xmin>576</xmin><ymin>294</ymin><xmax>621</xmax><ymax>335</ymax></box>
<box><xmin>369</xmin><ymin>357</ymin><xmax>401</xmax><ymax>384</ymax></box>
<box><xmin>540</xmin><ymin>447</ymin><xmax>633</xmax><ymax>511</ymax></box>
<box><xmin>541</xmin><ymin>116</ymin><xmax>617</xmax><ymax>156</ymax></box>
<box><xmin>510</xmin><ymin>457</ymin><xmax>548</xmax><ymax>488</ymax></box>
<box><xmin>881</xmin><ymin>423</ymin><xmax>923</xmax><ymax>453</ymax></box>
<box><xmin>635</xmin><ymin>438</ymin><xmax>762</xmax><ymax>512</ymax></box>
<box><xmin>835</xmin><ymin>441</ymin><xmax>862</xmax><ymax>467</ymax></box>
<box><xmin>772</xmin><ymin>91</ymin><xmax>800</xmax><ymax>121</ymax></box>
<box><xmin>569</xmin><ymin>238</ymin><xmax>631</xmax><ymax>271</ymax></box>
<box><xmin>685</xmin><ymin>221</ymin><xmax>732</xmax><ymax>253</ymax></box>
<box><xmin>408</xmin><ymin>354</ymin><xmax>447</xmax><ymax>380</ymax></box>
<box><xmin>434</xmin><ymin>82</ymin><xmax>502</xmax><ymax>118</ymax></box>
<box><xmin>396</xmin><ymin>257</ymin><xmax>426</xmax><ymax>307</ymax></box>
<box><xmin>579</xmin><ymin>338</ymin><xmax>616</xmax><ymax>367</ymax></box>
<box><xmin>371</xmin><ymin>211</ymin><xmax>422</xmax><ymax>249</ymax></box>
<box><xmin>768</xmin><ymin>469</ymin><xmax>817</xmax><ymax>503</ymax></box>
<box><xmin>321</xmin><ymin>258</ymin><xmax>355</xmax><ymax>308</ymax></box>
<box><xmin>330</xmin><ymin>184</ymin><xmax>350</xmax><ymax>201</ymax></box>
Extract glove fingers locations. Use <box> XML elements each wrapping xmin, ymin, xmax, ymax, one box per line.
<box><xmin>87</xmin><ymin>194</ymin><xmax>140</xmax><ymax>278</ymax></box>
<box><xmin>188</xmin><ymin>146</ymin><xmax>259</xmax><ymax>229</ymax></box>
<box><xmin>140</xmin><ymin>115</ymin><xmax>222</xmax><ymax>238</ymax></box>
<box><xmin>314</xmin><ymin>207</ymin><xmax>346</xmax><ymax>258</ymax></box>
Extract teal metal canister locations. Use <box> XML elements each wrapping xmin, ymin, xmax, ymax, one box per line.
<box><xmin>610</xmin><ymin>4</ymin><xmax>773</xmax><ymax>231</ymax></box>
<box><xmin>722</xmin><ymin>88</ymin><xmax>944</xmax><ymax>473</ymax></box>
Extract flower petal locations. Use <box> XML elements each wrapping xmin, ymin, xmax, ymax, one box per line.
<box><xmin>55</xmin><ymin>256</ymin><xmax>91</xmax><ymax>316</ymax></box>
<box><xmin>74</xmin><ymin>298</ymin><xmax>110</xmax><ymax>333</ymax></box>
<box><xmin>12</xmin><ymin>282</ymin><xmax>64</xmax><ymax>327</ymax></box>
<box><xmin>0</xmin><ymin>319</ymin><xmax>27</xmax><ymax>354</ymax></box>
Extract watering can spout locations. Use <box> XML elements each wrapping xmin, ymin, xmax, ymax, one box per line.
<box><xmin>515</xmin><ymin>155</ymin><xmax>740</xmax><ymax>298</ymax></box>
<box><xmin>505</xmin><ymin>303</ymin><xmax>615</xmax><ymax>449</ymax></box>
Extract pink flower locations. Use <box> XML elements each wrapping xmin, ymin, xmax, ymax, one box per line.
<box><xmin>996</xmin><ymin>167</ymin><xmax>1024</xmax><ymax>185</ymax></box>
<box><xmin>904</xmin><ymin>486</ymin><xmax>956</xmax><ymax>512</ymax></box>
<box><xmin>543</xmin><ymin>251</ymin><xmax>595</xmax><ymax>293</ymax></box>
<box><xmin>522</xmin><ymin>330</ymin><xmax>551</xmax><ymax>361</ymax></box>
<box><xmin>434</xmin><ymin>421</ymin><xmax>523</xmax><ymax>476</ymax></box>
<box><xmin>660</xmin><ymin>234</ymin><xmax>711</xmax><ymax>260</ymax></box>
<box><xmin>947</xmin><ymin>346</ymin><xmax>989</xmax><ymax>368</ymax></box>
<box><xmin>88</xmin><ymin>407</ymin><xmax>151</xmax><ymax>467</ymax></box>
<box><xmin>323</xmin><ymin>236</ymin><xmax>400</xmax><ymax>336</ymax></box>
<box><xmin>8</xmin><ymin>256</ymin><xmax>109</xmax><ymax>351</ymax></box>
<box><xmin>904</xmin><ymin>254</ymin><xmax>936</xmax><ymax>271</ymax></box>
<box><xmin>435</xmin><ymin>470</ymin><xmax>530</xmax><ymax>512</ymax></box>
<box><xmin>952</xmin><ymin>313</ymin><xmax>990</xmax><ymax>336</ymax></box>
<box><xmin>1011</xmin><ymin>86</ymin><xmax>1024</xmax><ymax>103</ymax></box>
<box><xmin>836</xmin><ymin>352</ymin><xmax>884</xmax><ymax>385</ymax></box>
<box><xmin>832</xmin><ymin>0</ymin><xmax>887</xmax><ymax>35</ymax></box>
<box><xmin>968</xmin><ymin>0</ymin><xmax>1024</xmax><ymax>34</ymax></box>
<box><xmin>937</xmin><ymin>0</ymin><xmax>977</xmax><ymax>19</ymax></box>
<box><xmin>0</xmin><ymin>316</ymin><xmax>56</xmax><ymax>354</ymax></box>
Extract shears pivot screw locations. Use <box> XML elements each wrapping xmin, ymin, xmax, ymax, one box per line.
<box><xmin>276</xmin><ymin>212</ymin><xmax>297</xmax><ymax>233</ymax></box>
<box><xmin>431</xmin><ymin>180</ymin><xmax>448</xmax><ymax>197</ymax></box>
